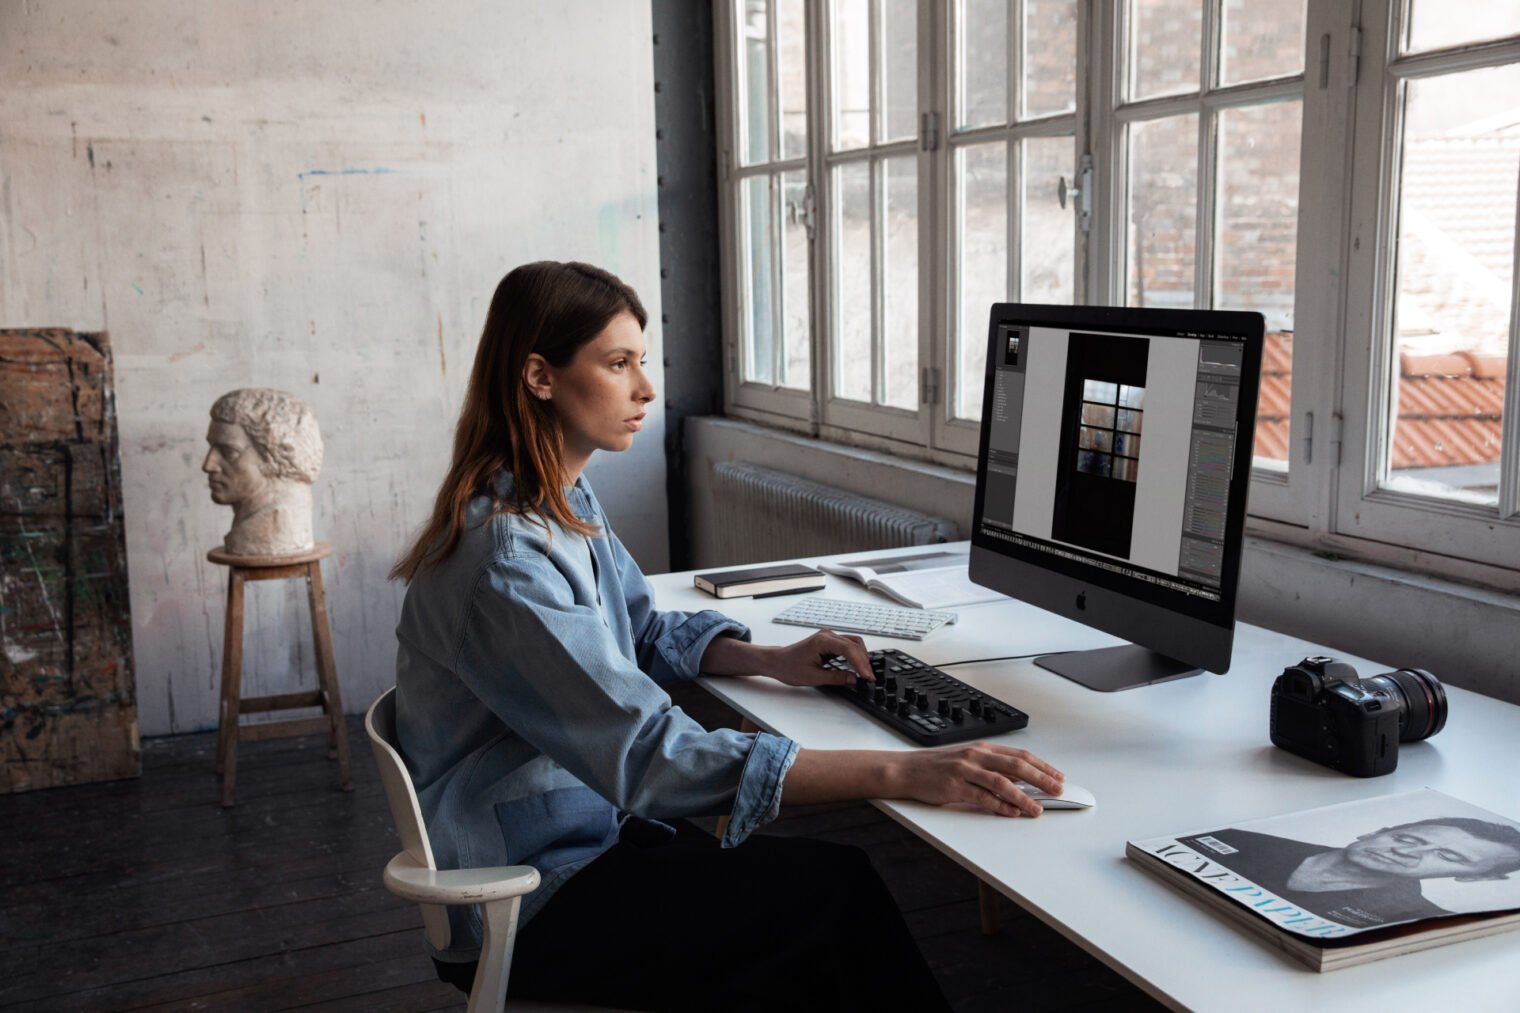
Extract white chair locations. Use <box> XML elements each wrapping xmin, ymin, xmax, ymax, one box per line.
<box><xmin>365</xmin><ymin>688</ymin><xmax>625</xmax><ymax>1013</ymax></box>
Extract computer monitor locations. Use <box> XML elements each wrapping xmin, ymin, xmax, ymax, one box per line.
<box><xmin>969</xmin><ymin>303</ymin><xmax>1263</xmax><ymax>692</ymax></box>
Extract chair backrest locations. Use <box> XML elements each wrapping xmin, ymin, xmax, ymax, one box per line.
<box><xmin>365</xmin><ymin>687</ymin><xmax>452</xmax><ymax>950</ymax></box>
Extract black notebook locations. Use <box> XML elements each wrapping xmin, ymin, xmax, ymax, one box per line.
<box><xmin>693</xmin><ymin>563</ymin><xmax>826</xmax><ymax>599</ymax></box>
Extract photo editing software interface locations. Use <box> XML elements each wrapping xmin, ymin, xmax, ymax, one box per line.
<box><xmin>979</xmin><ymin>320</ymin><xmax>1247</xmax><ymax>602</ymax></box>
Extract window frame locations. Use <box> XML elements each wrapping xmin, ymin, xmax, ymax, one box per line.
<box><xmin>713</xmin><ymin>0</ymin><xmax>1520</xmax><ymax>581</ymax></box>
<box><xmin>1333</xmin><ymin>2</ymin><xmax>1520</xmax><ymax>569</ymax></box>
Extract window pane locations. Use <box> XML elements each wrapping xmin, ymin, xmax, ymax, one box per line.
<box><xmin>1079</xmin><ymin>426</ymin><xmax>1114</xmax><ymax>451</ymax></box>
<box><xmin>1023</xmin><ymin>0</ymin><xmax>1077</xmax><ymax>118</ymax></box>
<box><xmin>741</xmin><ymin>0</ymin><xmax>773</xmax><ymax>165</ymax></box>
<box><xmin>881</xmin><ymin>0</ymin><xmax>918</xmax><ymax>142</ymax></box>
<box><xmin>834</xmin><ymin>161</ymin><xmax>873</xmax><ymax>402</ymax></box>
<box><xmin>956</xmin><ymin>142</ymin><xmax>1009</xmax><ymax>420</ymax></box>
<box><xmin>1084</xmin><ymin>379</ymin><xmax>1118</xmax><ymax>402</ymax></box>
<box><xmin>883</xmin><ymin>157</ymin><xmax>919</xmax><ymax>409</ymax></box>
<box><xmin>1117</xmin><ymin>408</ymin><xmax>1144</xmax><ymax>432</ymax></box>
<box><xmin>743</xmin><ymin>175</ymin><xmax>776</xmax><ymax>384</ymax></box>
<box><xmin>1115</xmin><ymin>432</ymin><xmax>1142</xmax><ymax>457</ymax></box>
<box><xmin>1082</xmin><ymin>403</ymin><xmax>1116</xmax><ymax>427</ymax></box>
<box><xmin>1078</xmin><ymin>450</ymin><xmax>1113</xmax><ymax>476</ymax></box>
<box><xmin>781</xmin><ymin>171</ymin><xmax>812</xmax><ymax>389</ymax></box>
<box><xmin>1127</xmin><ymin>0</ymin><xmax>1202</xmax><ymax>101</ymax></box>
<box><xmin>1217</xmin><ymin>100</ymin><xmax>1301</xmax><ymax>466</ymax></box>
<box><xmin>1127</xmin><ymin>114</ymin><xmax>1199</xmax><ymax>308</ymax></box>
<box><xmin>957</xmin><ymin>0</ymin><xmax>1008</xmax><ymax>129</ymax></box>
<box><xmin>833</xmin><ymin>0</ymin><xmax>871</xmax><ymax>150</ymax></box>
<box><xmin>1383</xmin><ymin>64</ymin><xmax>1519</xmax><ymax>506</ymax></box>
<box><xmin>1119</xmin><ymin>384</ymin><xmax>1145</xmax><ymax>408</ymax></box>
<box><xmin>1404</xmin><ymin>1</ymin><xmax>1520</xmax><ymax>55</ymax></box>
<box><xmin>1020</xmin><ymin>135</ymin><xmax>1075</xmax><ymax>303</ymax></box>
<box><xmin>1220</xmin><ymin>0</ymin><xmax>1306</xmax><ymax>86</ymax></box>
<box><xmin>779</xmin><ymin>0</ymin><xmax>808</xmax><ymax>159</ymax></box>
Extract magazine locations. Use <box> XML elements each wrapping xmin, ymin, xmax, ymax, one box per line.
<box><xmin>1127</xmin><ymin>789</ymin><xmax>1520</xmax><ymax>971</ymax></box>
<box><xmin>818</xmin><ymin>548</ymin><xmax>1007</xmax><ymax>610</ymax></box>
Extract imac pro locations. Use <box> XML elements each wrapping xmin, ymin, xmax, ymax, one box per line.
<box><xmin>969</xmin><ymin>303</ymin><xmax>1264</xmax><ymax>691</ymax></box>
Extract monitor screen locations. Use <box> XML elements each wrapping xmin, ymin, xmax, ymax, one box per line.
<box><xmin>970</xmin><ymin>303</ymin><xmax>1263</xmax><ymax>689</ymax></box>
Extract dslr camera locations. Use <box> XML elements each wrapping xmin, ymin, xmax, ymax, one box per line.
<box><xmin>1270</xmin><ymin>656</ymin><xmax>1447</xmax><ymax>777</ymax></box>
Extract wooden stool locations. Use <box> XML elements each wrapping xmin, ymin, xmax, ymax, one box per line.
<box><xmin>209</xmin><ymin>542</ymin><xmax>352</xmax><ymax>806</ymax></box>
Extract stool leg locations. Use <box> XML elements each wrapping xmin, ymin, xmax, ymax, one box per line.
<box><xmin>307</xmin><ymin>560</ymin><xmax>352</xmax><ymax>791</ymax></box>
<box><xmin>219</xmin><ymin>569</ymin><xmax>246</xmax><ymax>807</ymax></box>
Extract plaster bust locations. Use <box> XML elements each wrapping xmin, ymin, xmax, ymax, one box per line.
<box><xmin>203</xmin><ymin>388</ymin><xmax>323</xmax><ymax>556</ymax></box>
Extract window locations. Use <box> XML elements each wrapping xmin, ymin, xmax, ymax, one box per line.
<box><xmin>715</xmin><ymin>1</ymin><xmax>1520</xmax><ymax>576</ymax></box>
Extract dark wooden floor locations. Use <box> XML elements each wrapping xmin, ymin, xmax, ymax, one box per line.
<box><xmin>0</xmin><ymin>685</ymin><xmax>1162</xmax><ymax>1012</ymax></box>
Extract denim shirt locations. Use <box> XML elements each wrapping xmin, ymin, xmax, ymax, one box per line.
<box><xmin>394</xmin><ymin>472</ymin><xmax>800</xmax><ymax>961</ymax></box>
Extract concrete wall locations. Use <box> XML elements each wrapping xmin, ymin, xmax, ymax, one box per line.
<box><xmin>686</xmin><ymin>416</ymin><xmax>1520</xmax><ymax>705</ymax></box>
<box><xmin>1</xmin><ymin>1</ymin><xmax>670</xmax><ymax>735</ymax></box>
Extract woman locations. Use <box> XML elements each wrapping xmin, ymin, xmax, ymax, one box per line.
<box><xmin>391</xmin><ymin>260</ymin><xmax>1065</xmax><ymax>1011</ymax></box>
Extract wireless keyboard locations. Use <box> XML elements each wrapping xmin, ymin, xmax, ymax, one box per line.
<box><xmin>819</xmin><ymin>648</ymin><xmax>1029</xmax><ymax>746</ymax></box>
<box><xmin>772</xmin><ymin>597</ymin><xmax>958</xmax><ymax>640</ymax></box>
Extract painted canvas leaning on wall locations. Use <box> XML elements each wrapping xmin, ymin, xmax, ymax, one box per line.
<box><xmin>0</xmin><ymin>328</ymin><xmax>140</xmax><ymax>793</ymax></box>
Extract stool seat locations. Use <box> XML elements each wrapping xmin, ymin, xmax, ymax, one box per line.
<box><xmin>209</xmin><ymin>541</ymin><xmax>351</xmax><ymax>806</ymax></box>
<box><xmin>208</xmin><ymin>541</ymin><xmax>333</xmax><ymax>568</ymax></box>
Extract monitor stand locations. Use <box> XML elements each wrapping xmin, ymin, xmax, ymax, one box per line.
<box><xmin>1034</xmin><ymin>644</ymin><xmax>1202</xmax><ymax>693</ymax></box>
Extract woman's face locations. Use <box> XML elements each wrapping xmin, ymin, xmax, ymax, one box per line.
<box><xmin>538</xmin><ymin>311</ymin><xmax>655</xmax><ymax>474</ymax></box>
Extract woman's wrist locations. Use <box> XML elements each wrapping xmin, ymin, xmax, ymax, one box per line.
<box><xmin>700</xmin><ymin>633</ymin><xmax>778</xmax><ymax>678</ymax></box>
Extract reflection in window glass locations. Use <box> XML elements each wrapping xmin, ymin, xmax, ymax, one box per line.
<box><xmin>744</xmin><ymin>175</ymin><xmax>775</xmax><ymax>384</ymax></box>
<box><xmin>1220</xmin><ymin>0</ymin><xmax>1306</xmax><ymax>85</ymax></box>
<box><xmin>1404</xmin><ymin>1</ymin><xmax>1520</xmax><ymax>55</ymax></box>
<box><xmin>956</xmin><ymin>0</ymin><xmax>1008</xmax><ymax>128</ymax></box>
<box><xmin>1113</xmin><ymin>457</ymin><xmax>1139</xmax><ymax>481</ymax></box>
<box><xmin>834</xmin><ymin>161</ymin><xmax>873</xmax><ymax>402</ymax></box>
<box><xmin>1023</xmin><ymin>0</ymin><xmax>1078</xmax><ymax>118</ymax></box>
<box><xmin>742</xmin><ymin>0</ymin><xmax>773</xmax><ymax>165</ymax></box>
<box><xmin>1119</xmin><ymin>384</ymin><xmax>1145</xmax><ymax>408</ymax></box>
<box><xmin>882</xmin><ymin>0</ymin><xmax>918</xmax><ymax>141</ymax></box>
<box><xmin>1127</xmin><ymin>0</ymin><xmax>1201</xmax><ymax>101</ymax></box>
<box><xmin>883</xmin><ymin>157</ymin><xmax>919</xmax><ymax>409</ymax></box>
<box><xmin>1384</xmin><ymin>63</ymin><xmax>1518</xmax><ymax>506</ymax></box>
<box><xmin>1117</xmin><ymin>408</ymin><xmax>1144</xmax><ymax>433</ymax></box>
<box><xmin>833</xmin><ymin>0</ymin><xmax>870</xmax><ymax>150</ymax></box>
<box><xmin>1115</xmin><ymin>432</ymin><xmax>1141</xmax><ymax>457</ymax></box>
<box><xmin>1127</xmin><ymin>114</ymin><xmax>1199</xmax><ymax>309</ymax></box>
<box><xmin>956</xmin><ymin>143</ymin><xmax>1008</xmax><ymax>420</ymax></box>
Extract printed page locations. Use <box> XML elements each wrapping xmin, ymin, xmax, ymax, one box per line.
<box><xmin>1130</xmin><ymin>789</ymin><xmax>1520</xmax><ymax>939</ymax></box>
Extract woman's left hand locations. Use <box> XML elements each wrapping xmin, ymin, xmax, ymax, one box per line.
<box><xmin>761</xmin><ymin>629</ymin><xmax>875</xmax><ymax>688</ymax></box>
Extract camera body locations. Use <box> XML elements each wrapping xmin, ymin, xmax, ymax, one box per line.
<box><xmin>1269</xmin><ymin>656</ymin><xmax>1446</xmax><ymax>777</ymax></box>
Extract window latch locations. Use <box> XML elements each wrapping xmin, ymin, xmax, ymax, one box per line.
<box><xmin>786</xmin><ymin>183</ymin><xmax>816</xmax><ymax>241</ymax></box>
<box><xmin>920</xmin><ymin>111</ymin><xmax>940</xmax><ymax>153</ymax></box>
<box><xmin>1058</xmin><ymin>154</ymin><xmax>1094</xmax><ymax>233</ymax></box>
<box><xmin>921</xmin><ymin>366</ymin><xmax>941</xmax><ymax>406</ymax></box>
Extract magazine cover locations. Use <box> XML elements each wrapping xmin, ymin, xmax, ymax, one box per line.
<box><xmin>1130</xmin><ymin>789</ymin><xmax>1520</xmax><ymax>941</ymax></box>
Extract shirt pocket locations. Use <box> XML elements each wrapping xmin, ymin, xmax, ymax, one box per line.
<box><xmin>493</xmin><ymin>786</ymin><xmax>620</xmax><ymax>871</ymax></box>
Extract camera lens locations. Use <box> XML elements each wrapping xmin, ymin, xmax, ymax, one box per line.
<box><xmin>1364</xmin><ymin>668</ymin><xmax>1448</xmax><ymax>742</ymax></box>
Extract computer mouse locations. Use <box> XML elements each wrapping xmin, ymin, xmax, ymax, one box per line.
<box><xmin>1016</xmin><ymin>782</ymin><xmax>1095</xmax><ymax>810</ymax></box>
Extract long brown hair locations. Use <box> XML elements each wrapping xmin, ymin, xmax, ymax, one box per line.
<box><xmin>390</xmin><ymin>261</ymin><xmax>648</xmax><ymax>582</ymax></box>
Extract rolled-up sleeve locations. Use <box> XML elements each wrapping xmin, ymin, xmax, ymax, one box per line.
<box><xmin>454</xmin><ymin>551</ymin><xmax>791</xmax><ymax>845</ymax></box>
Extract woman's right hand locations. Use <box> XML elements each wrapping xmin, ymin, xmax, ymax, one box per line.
<box><xmin>887</xmin><ymin>742</ymin><xmax>1064</xmax><ymax>818</ymax></box>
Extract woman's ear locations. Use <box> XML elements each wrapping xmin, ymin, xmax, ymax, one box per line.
<box><xmin>523</xmin><ymin>354</ymin><xmax>553</xmax><ymax>402</ymax></box>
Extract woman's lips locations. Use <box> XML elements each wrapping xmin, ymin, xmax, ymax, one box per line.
<box><xmin>624</xmin><ymin>413</ymin><xmax>645</xmax><ymax>432</ymax></box>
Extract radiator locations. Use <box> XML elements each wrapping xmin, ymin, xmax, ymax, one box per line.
<box><xmin>710</xmin><ymin>461</ymin><xmax>960</xmax><ymax>565</ymax></box>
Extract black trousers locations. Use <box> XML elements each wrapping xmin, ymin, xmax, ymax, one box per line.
<box><xmin>435</xmin><ymin>818</ymin><xmax>951</xmax><ymax>1012</ymax></box>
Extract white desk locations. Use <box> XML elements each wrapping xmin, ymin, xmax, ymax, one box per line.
<box><xmin>651</xmin><ymin>543</ymin><xmax>1520</xmax><ymax>1013</ymax></box>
